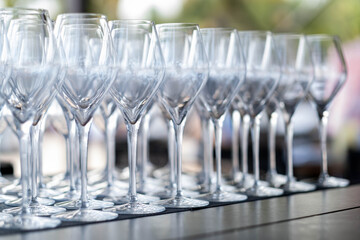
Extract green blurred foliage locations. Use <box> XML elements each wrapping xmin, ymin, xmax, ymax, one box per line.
<box><xmin>155</xmin><ymin>0</ymin><xmax>360</xmax><ymax>41</ymax></box>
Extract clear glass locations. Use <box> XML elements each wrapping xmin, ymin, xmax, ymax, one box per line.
<box><xmin>0</xmin><ymin>11</ymin><xmax>62</xmax><ymax>230</ymax></box>
<box><xmin>102</xmin><ymin>20</ymin><xmax>165</xmax><ymax>214</ymax></box>
<box><xmin>273</xmin><ymin>34</ymin><xmax>316</xmax><ymax>193</ymax></box>
<box><xmin>194</xmin><ymin>28</ymin><xmax>247</xmax><ymax>202</ymax></box>
<box><xmin>265</xmin><ymin>99</ymin><xmax>287</xmax><ymax>187</ymax></box>
<box><xmin>153</xmin><ymin>23</ymin><xmax>209</xmax><ymax>208</ymax></box>
<box><xmin>307</xmin><ymin>35</ymin><xmax>349</xmax><ymax>188</ymax></box>
<box><xmin>51</xmin><ymin>14</ymin><xmax>118</xmax><ymax>222</ymax></box>
<box><xmin>236</xmin><ymin>31</ymin><xmax>284</xmax><ymax>197</ymax></box>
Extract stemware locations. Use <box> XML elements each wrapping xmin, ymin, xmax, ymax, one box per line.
<box><xmin>154</xmin><ymin>23</ymin><xmax>209</xmax><ymax>208</ymax></box>
<box><xmin>265</xmin><ymin>98</ymin><xmax>287</xmax><ymax>187</ymax></box>
<box><xmin>51</xmin><ymin>13</ymin><xmax>118</xmax><ymax>222</ymax></box>
<box><xmin>307</xmin><ymin>35</ymin><xmax>349</xmax><ymax>188</ymax></box>
<box><xmin>274</xmin><ymin>34</ymin><xmax>316</xmax><ymax>193</ymax></box>
<box><xmin>236</xmin><ymin>31</ymin><xmax>283</xmax><ymax>197</ymax></box>
<box><xmin>195</xmin><ymin>28</ymin><xmax>247</xmax><ymax>203</ymax></box>
<box><xmin>102</xmin><ymin>20</ymin><xmax>165</xmax><ymax>214</ymax></box>
<box><xmin>0</xmin><ymin>9</ymin><xmax>63</xmax><ymax>229</ymax></box>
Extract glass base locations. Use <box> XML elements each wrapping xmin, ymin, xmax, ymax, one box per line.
<box><xmin>5</xmin><ymin>197</ymin><xmax>55</xmax><ymax>207</ymax></box>
<box><xmin>155</xmin><ymin>196</ymin><xmax>209</xmax><ymax>209</ymax></box>
<box><xmin>1</xmin><ymin>214</ymin><xmax>61</xmax><ymax>230</ymax></box>
<box><xmin>266</xmin><ymin>172</ymin><xmax>287</xmax><ymax>188</ymax></box>
<box><xmin>55</xmin><ymin>199</ymin><xmax>114</xmax><ymax>210</ymax></box>
<box><xmin>2</xmin><ymin>182</ymin><xmax>21</xmax><ymax>194</ymax></box>
<box><xmin>224</xmin><ymin>171</ymin><xmax>243</xmax><ymax>185</ymax></box>
<box><xmin>103</xmin><ymin>202</ymin><xmax>166</xmax><ymax>215</ymax></box>
<box><xmin>0</xmin><ymin>213</ymin><xmax>13</xmax><ymax>224</ymax></box>
<box><xmin>0</xmin><ymin>176</ymin><xmax>11</xmax><ymax>186</ymax></box>
<box><xmin>92</xmin><ymin>185</ymin><xmax>127</xmax><ymax>198</ymax></box>
<box><xmin>103</xmin><ymin>193</ymin><xmax>160</xmax><ymax>204</ymax></box>
<box><xmin>38</xmin><ymin>187</ymin><xmax>64</xmax><ymax>198</ymax></box>
<box><xmin>237</xmin><ymin>174</ymin><xmax>269</xmax><ymax>190</ymax></box>
<box><xmin>51</xmin><ymin>209</ymin><xmax>118</xmax><ymax>222</ymax></box>
<box><xmin>0</xmin><ymin>194</ymin><xmax>17</xmax><ymax>203</ymax></box>
<box><xmin>283</xmin><ymin>180</ymin><xmax>316</xmax><ymax>193</ymax></box>
<box><xmin>318</xmin><ymin>174</ymin><xmax>349</xmax><ymax>188</ymax></box>
<box><xmin>137</xmin><ymin>182</ymin><xmax>165</xmax><ymax>195</ymax></box>
<box><xmin>3</xmin><ymin>204</ymin><xmax>66</xmax><ymax>216</ymax></box>
<box><xmin>53</xmin><ymin>190</ymin><xmax>83</xmax><ymax>202</ymax></box>
<box><xmin>246</xmin><ymin>185</ymin><xmax>284</xmax><ymax>197</ymax></box>
<box><xmin>152</xmin><ymin>188</ymin><xmax>199</xmax><ymax>199</ymax></box>
<box><xmin>197</xmin><ymin>190</ymin><xmax>247</xmax><ymax>203</ymax></box>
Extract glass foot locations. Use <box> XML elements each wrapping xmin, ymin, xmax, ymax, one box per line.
<box><xmin>5</xmin><ymin>197</ymin><xmax>55</xmax><ymax>207</ymax></box>
<box><xmin>3</xmin><ymin>204</ymin><xmax>66</xmax><ymax>216</ymax></box>
<box><xmin>283</xmin><ymin>180</ymin><xmax>316</xmax><ymax>193</ymax></box>
<box><xmin>37</xmin><ymin>187</ymin><xmax>64</xmax><ymax>198</ymax></box>
<box><xmin>52</xmin><ymin>209</ymin><xmax>118</xmax><ymax>222</ymax></box>
<box><xmin>137</xmin><ymin>182</ymin><xmax>165</xmax><ymax>195</ymax></box>
<box><xmin>246</xmin><ymin>185</ymin><xmax>284</xmax><ymax>197</ymax></box>
<box><xmin>103</xmin><ymin>202</ymin><xmax>165</xmax><ymax>215</ymax></box>
<box><xmin>0</xmin><ymin>176</ymin><xmax>11</xmax><ymax>186</ymax></box>
<box><xmin>0</xmin><ymin>213</ymin><xmax>13</xmax><ymax>224</ymax></box>
<box><xmin>152</xmin><ymin>188</ymin><xmax>199</xmax><ymax>199</ymax></box>
<box><xmin>92</xmin><ymin>185</ymin><xmax>127</xmax><ymax>198</ymax></box>
<box><xmin>2</xmin><ymin>182</ymin><xmax>22</xmax><ymax>194</ymax></box>
<box><xmin>197</xmin><ymin>190</ymin><xmax>247</xmax><ymax>203</ymax></box>
<box><xmin>318</xmin><ymin>174</ymin><xmax>349</xmax><ymax>188</ymax></box>
<box><xmin>54</xmin><ymin>199</ymin><xmax>114</xmax><ymax>210</ymax></box>
<box><xmin>155</xmin><ymin>196</ymin><xmax>209</xmax><ymax>209</ymax></box>
<box><xmin>0</xmin><ymin>194</ymin><xmax>17</xmax><ymax>203</ymax></box>
<box><xmin>103</xmin><ymin>193</ymin><xmax>160</xmax><ymax>204</ymax></box>
<box><xmin>237</xmin><ymin>174</ymin><xmax>269</xmax><ymax>190</ymax></box>
<box><xmin>1</xmin><ymin>214</ymin><xmax>61</xmax><ymax>230</ymax></box>
<box><xmin>53</xmin><ymin>190</ymin><xmax>83</xmax><ymax>202</ymax></box>
<box><xmin>266</xmin><ymin>172</ymin><xmax>287</xmax><ymax>188</ymax></box>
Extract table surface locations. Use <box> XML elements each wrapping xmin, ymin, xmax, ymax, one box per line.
<box><xmin>3</xmin><ymin>185</ymin><xmax>360</xmax><ymax>240</ymax></box>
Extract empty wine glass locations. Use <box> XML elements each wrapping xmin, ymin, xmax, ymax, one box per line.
<box><xmin>273</xmin><ymin>34</ymin><xmax>316</xmax><ymax>193</ymax></box>
<box><xmin>102</xmin><ymin>20</ymin><xmax>165</xmax><ymax>215</ymax></box>
<box><xmin>236</xmin><ymin>31</ymin><xmax>283</xmax><ymax>197</ymax></box>
<box><xmin>194</xmin><ymin>28</ymin><xmax>247</xmax><ymax>203</ymax></box>
<box><xmin>154</xmin><ymin>23</ymin><xmax>209</xmax><ymax>208</ymax></box>
<box><xmin>265</xmin><ymin>98</ymin><xmax>287</xmax><ymax>187</ymax></box>
<box><xmin>51</xmin><ymin>13</ymin><xmax>118</xmax><ymax>222</ymax></box>
<box><xmin>307</xmin><ymin>34</ymin><xmax>349</xmax><ymax>188</ymax></box>
<box><xmin>0</xmin><ymin>10</ymin><xmax>63</xmax><ymax>229</ymax></box>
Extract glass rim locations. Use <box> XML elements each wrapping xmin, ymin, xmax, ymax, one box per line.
<box><xmin>109</xmin><ymin>19</ymin><xmax>153</xmax><ymax>25</ymax></box>
<box><xmin>306</xmin><ymin>34</ymin><xmax>339</xmax><ymax>41</ymax></box>
<box><xmin>273</xmin><ymin>33</ymin><xmax>306</xmax><ymax>39</ymax></box>
<box><xmin>0</xmin><ymin>7</ymin><xmax>48</xmax><ymax>13</ymax></box>
<box><xmin>56</xmin><ymin>13</ymin><xmax>107</xmax><ymax>20</ymax></box>
<box><xmin>200</xmin><ymin>27</ymin><xmax>236</xmax><ymax>32</ymax></box>
<box><xmin>156</xmin><ymin>23</ymin><xmax>199</xmax><ymax>29</ymax></box>
<box><xmin>237</xmin><ymin>30</ymin><xmax>272</xmax><ymax>36</ymax></box>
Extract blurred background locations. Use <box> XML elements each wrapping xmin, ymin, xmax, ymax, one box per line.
<box><xmin>0</xmin><ymin>0</ymin><xmax>359</xmax><ymax>183</ymax></box>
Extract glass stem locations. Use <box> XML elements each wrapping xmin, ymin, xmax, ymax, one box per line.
<box><xmin>231</xmin><ymin>110</ymin><xmax>241</xmax><ymax>180</ymax></box>
<box><xmin>31</xmin><ymin>123</ymin><xmax>41</xmax><ymax>202</ymax></box>
<box><xmin>76</xmin><ymin>119</ymin><xmax>92</xmax><ymax>208</ymax></box>
<box><xmin>126</xmin><ymin>120</ymin><xmax>141</xmax><ymax>203</ymax></box>
<box><xmin>268</xmin><ymin>111</ymin><xmax>278</xmax><ymax>174</ymax></box>
<box><xmin>213</xmin><ymin>116</ymin><xmax>225</xmax><ymax>193</ymax></box>
<box><xmin>37</xmin><ymin>117</ymin><xmax>47</xmax><ymax>189</ymax></box>
<box><xmin>167</xmin><ymin>120</ymin><xmax>176</xmax><ymax>189</ymax></box>
<box><xmin>105</xmin><ymin>111</ymin><xmax>119</xmax><ymax>187</ymax></box>
<box><xmin>174</xmin><ymin>119</ymin><xmax>186</xmax><ymax>198</ymax></box>
<box><xmin>319</xmin><ymin>111</ymin><xmax>329</xmax><ymax>176</ymax></box>
<box><xmin>17</xmin><ymin>120</ymin><xmax>32</xmax><ymax>214</ymax></box>
<box><xmin>68</xmin><ymin>119</ymin><xmax>77</xmax><ymax>192</ymax></box>
<box><xmin>250</xmin><ymin>115</ymin><xmax>261</xmax><ymax>187</ymax></box>
<box><xmin>139</xmin><ymin>113</ymin><xmax>150</xmax><ymax>190</ymax></box>
<box><xmin>201</xmin><ymin>117</ymin><xmax>213</xmax><ymax>189</ymax></box>
<box><xmin>241</xmin><ymin>114</ymin><xmax>250</xmax><ymax>176</ymax></box>
<box><xmin>285</xmin><ymin>120</ymin><xmax>294</xmax><ymax>182</ymax></box>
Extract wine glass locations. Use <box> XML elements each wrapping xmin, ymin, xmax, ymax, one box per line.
<box><xmin>102</xmin><ymin>20</ymin><xmax>165</xmax><ymax>215</ymax></box>
<box><xmin>0</xmin><ymin>10</ymin><xmax>63</xmax><ymax>229</ymax></box>
<box><xmin>194</xmin><ymin>28</ymin><xmax>247</xmax><ymax>202</ymax></box>
<box><xmin>307</xmin><ymin>35</ymin><xmax>349</xmax><ymax>188</ymax></box>
<box><xmin>51</xmin><ymin>13</ymin><xmax>118</xmax><ymax>222</ymax></box>
<box><xmin>236</xmin><ymin>31</ymin><xmax>283</xmax><ymax>197</ymax></box>
<box><xmin>273</xmin><ymin>34</ymin><xmax>316</xmax><ymax>193</ymax></box>
<box><xmin>265</xmin><ymin>98</ymin><xmax>287</xmax><ymax>187</ymax></box>
<box><xmin>154</xmin><ymin>23</ymin><xmax>209</xmax><ymax>208</ymax></box>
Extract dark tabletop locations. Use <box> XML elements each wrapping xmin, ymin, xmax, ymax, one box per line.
<box><xmin>3</xmin><ymin>185</ymin><xmax>360</xmax><ymax>240</ymax></box>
